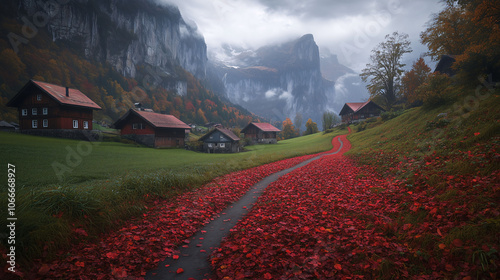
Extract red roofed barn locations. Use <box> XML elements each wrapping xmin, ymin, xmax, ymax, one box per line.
<box><xmin>339</xmin><ymin>100</ymin><xmax>385</xmax><ymax>124</ymax></box>
<box><xmin>241</xmin><ymin>122</ymin><xmax>281</xmax><ymax>144</ymax></box>
<box><xmin>7</xmin><ymin>80</ymin><xmax>102</xmax><ymax>139</ymax></box>
<box><xmin>113</xmin><ymin>109</ymin><xmax>190</xmax><ymax>148</ymax></box>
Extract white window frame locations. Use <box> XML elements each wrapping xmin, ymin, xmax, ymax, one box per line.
<box><xmin>83</xmin><ymin>121</ymin><xmax>89</xmax><ymax>129</ymax></box>
<box><xmin>132</xmin><ymin>123</ymin><xmax>138</xmax><ymax>129</ymax></box>
<box><xmin>32</xmin><ymin>108</ymin><xmax>37</xmax><ymax>115</ymax></box>
<box><xmin>21</xmin><ymin>109</ymin><xmax>27</xmax><ymax>116</ymax></box>
<box><xmin>219</xmin><ymin>143</ymin><xmax>225</xmax><ymax>148</ymax></box>
<box><xmin>36</xmin><ymin>94</ymin><xmax>42</xmax><ymax>101</ymax></box>
<box><xmin>43</xmin><ymin>119</ymin><xmax>48</xmax><ymax>128</ymax></box>
<box><xmin>32</xmin><ymin>120</ymin><xmax>38</xmax><ymax>128</ymax></box>
<box><xmin>43</xmin><ymin>108</ymin><xmax>48</xmax><ymax>115</ymax></box>
<box><xmin>73</xmin><ymin>120</ymin><xmax>78</xmax><ymax>129</ymax></box>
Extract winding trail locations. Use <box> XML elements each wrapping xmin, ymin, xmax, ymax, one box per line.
<box><xmin>146</xmin><ymin>131</ymin><xmax>351</xmax><ymax>280</ymax></box>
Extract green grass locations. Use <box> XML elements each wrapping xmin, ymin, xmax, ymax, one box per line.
<box><xmin>0</xmin><ymin>130</ymin><xmax>342</xmax><ymax>187</ymax></box>
<box><xmin>0</xmin><ymin>128</ymin><xmax>346</xmax><ymax>264</ymax></box>
<box><xmin>346</xmin><ymin>87</ymin><xmax>500</xmax><ymax>277</ymax></box>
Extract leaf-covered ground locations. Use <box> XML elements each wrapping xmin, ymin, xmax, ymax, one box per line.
<box><xmin>210</xmin><ymin>134</ymin><xmax>499</xmax><ymax>279</ymax></box>
<box><xmin>9</xmin><ymin>151</ymin><xmax>328</xmax><ymax>279</ymax></box>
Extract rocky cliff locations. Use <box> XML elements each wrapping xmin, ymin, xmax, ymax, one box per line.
<box><xmin>210</xmin><ymin>35</ymin><xmax>335</xmax><ymax>126</ymax></box>
<box><xmin>17</xmin><ymin>0</ymin><xmax>207</xmax><ymax>79</ymax></box>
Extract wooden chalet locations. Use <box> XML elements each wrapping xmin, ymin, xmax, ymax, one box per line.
<box><xmin>241</xmin><ymin>122</ymin><xmax>280</xmax><ymax>144</ymax></box>
<box><xmin>434</xmin><ymin>55</ymin><xmax>456</xmax><ymax>76</ymax></box>
<box><xmin>199</xmin><ymin>127</ymin><xmax>240</xmax><ymax>153</ymax></box>
<box><xmin>339</xmin><ymin>100</ymin><xmax>385</xmax><ymax>124</ymax></box>
<box><xmin>6</xmin><ymin>80</ymin><xmax>102</xmax><ymax>139</ymax></box>
<box><xmin>113</xmin><ymin>109</ymin><xmax>190</xmax><ymax>148</ymax></box>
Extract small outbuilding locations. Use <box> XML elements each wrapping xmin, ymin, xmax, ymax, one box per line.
<box><xmin>339</xmin><ymin>100</ymin><xmax>385</xmax><ymax>124</ymax></box>
<box><xmin>0</xmin><ymin>120</ymin><xmax>16</xmax><ymax>132</ymax></box>
<box><xmin>113</xmin><ymin>109</ymin><xmax>190</xmax><ymax>148</ymax></box>
<box><xmin>434</xmin><ymin>54</ymin><xmax>456</xmax><ymax>76</ymax></box>
<box><xmin>199</xmin><ymin>127</ymin><xmax>240</xmax><ymax>153</ymax></box>
<box><xmin>241</xmin><ymin>122</ymin><xmax>280</xmax><ymax>144</ymax></box>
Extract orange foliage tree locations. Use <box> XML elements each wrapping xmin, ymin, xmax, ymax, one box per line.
<box><xmin>401</xmin><ymin>58</ymin><xmax>432</xmax><ymax>106</ymax></box>
<box><xmin>421</xmin><ymin>0</ymin><xmax>500</xmax><ymax>84</ymax></box>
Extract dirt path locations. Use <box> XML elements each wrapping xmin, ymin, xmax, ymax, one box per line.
<box><xmin>146</xmin><ymin>133</ymin><xmax>349</xmax><ymax>280</ymax></box>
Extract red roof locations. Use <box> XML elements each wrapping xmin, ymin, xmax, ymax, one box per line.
<box><xmin>7</xmin><ymin>80</ymin><xmax>101</xmax><ymax>110</ymax></box>
<box><xmin>113</xmin><ymin>109</ymin><xmax>190</xmax><ymax>129</ymax></box>
<box><xmin>242</xmin><ymin>122</ymin><xmax>281</xmax><ymax>132</ymax></box>
<box><xmin>339</xmin><ymin>100</ymin><xmax>386</xmax><ymax>116</ymax></box>
<box><xmin>199</xmin><ymin>127</ymin><xmax>240</xmax><ymax>142</ymax></box>
<box><xmin>345</xmin><ymin>101</ymin><xmax>369</xmax><ymax>112</ymax></box>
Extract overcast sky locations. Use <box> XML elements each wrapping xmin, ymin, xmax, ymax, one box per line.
<box><xmin>160</xmin><ymin>0</ymin><xmax>444</xmax><ymax>72</ymax></box>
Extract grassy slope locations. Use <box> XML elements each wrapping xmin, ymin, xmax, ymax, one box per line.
<box><xmin>346</xmin><ymin>89</ymin><xmax>500</xmax><ymax>277</ymax></box>
<box><xmin>0</xmin><ymin>129</ymin><xmax>345</xmax><ymax>264</ymax></box>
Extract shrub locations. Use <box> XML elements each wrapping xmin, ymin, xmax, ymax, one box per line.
<box><xmin>381</xmin><ymin>110</ymin><xmax>404</xmax><ymax>121</ymax></box>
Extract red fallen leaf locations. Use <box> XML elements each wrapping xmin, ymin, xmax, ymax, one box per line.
<box><xmin>75</xmin><ymin>261</ymin><xmax>85</xmax><ymax>267</ymax></box>
<box><xmin>334</xmin><ymin>264</ymin><xmax>342</xmax><ymax>270</ymax></box>
<box><xmin>438</xmin><ymin>244</ymin><xmax>446</xmax><ymax>249</ymax></box>
<box><xmin>264</xmin><ymin>272</ymin><xmax>273</xmax><ymax>279</ymax></box>
<box><xmin>172</xmin><ymin>255</ymin><xmax>179</xmax><ymax>260</ymax></box>
<box><xmin>462</xmin><ymin>277</ymin><xmax>472</xmax><ymax>280</ymax></box>
<box><xmin>176</xmin><ymin>268</ymin><xmax>184</xmax><ymax>274</ymax></box>
<box><xmin>133</xmin><ymin>235</ymin><xmax>141</xmax><ymax>241</ymax></box>
<box><xmin>445</xmin><ymin>264</ymin><xmax>454</xmax><ymax>271</ymax></box>
<box><xmin>452</xmin><ymin>239</ymin><xmax>463</xmax><ymax>247</ymax></box>
<box><xmin>38</xmin><ymin>264</ymin><xmax>51</xmax><ymax>275</ymax></box>
<box><xmin>112</xmin><ymin>267</ymin><xmax>128</xmax><ymax>278</ymax></box>
<box><xmin>106</xmin><ymin>252</ymin><xmax>118</xmax><ymax>259</ymax></box>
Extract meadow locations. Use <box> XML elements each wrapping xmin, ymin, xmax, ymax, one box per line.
<box><xmin>0</xmin><ymin>129</ymin><xmax>346</xmax><ymax>264</ymax></box>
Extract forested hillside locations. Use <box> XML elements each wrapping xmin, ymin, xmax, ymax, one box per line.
<box><xmin>0</xmin><ymin>1</ymin><xmax>257</xmax><ymax>127</ymax></box>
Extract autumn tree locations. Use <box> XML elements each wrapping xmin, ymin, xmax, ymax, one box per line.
<box><xmin>304</xmin><ymin>118</ymin><xmax>318</xmax><ymax>135</ymax></box>
<box><xmin>360</xmin><ymin>32</ymin><xmax>412</xmax><ymax>109</ymax></box>
<box><xmin>401</xmin><ymin>57</ymin><xmax>432</xmax><ymax>106</ymax></box>
<box><xmin>421</xmin><ymin>0</ymin><xmax>500</xmax><ymax>83</ymax></box>
<box><xmin>281</xmin><ymin>118</ymin><xmax>297</xmax><ymax>139</ymax></box>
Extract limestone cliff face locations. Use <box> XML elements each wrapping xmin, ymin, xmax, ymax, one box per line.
<box><xmin>211</xmin><ymin>34</ymin><xmax>333</xmax><ymax>126</ymax></box>
<box><xmin>18</xmin><ymin>0</ymin><xmax>207</xmax><ymax>79</ymax></box>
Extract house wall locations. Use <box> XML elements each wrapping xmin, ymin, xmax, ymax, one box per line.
<box><xmin>155</xmin><ymin>128</ymin><xmax>186</xmax><ymax>148</ymax></box>
<box><xmin>17</xmin><ymin>87</ymin><xmax>94</xmax><ymax>130</ymax></box>
<box><xmin>243</xmin><ymin>125</ymin><xmax>278</xmax><ymax>144</ymax></box>
<box><xmin>203</xmin><ymin>142</ymin><xmax>239</xmax><ymax>153</ymax></box>
<box><xmin>120</xmin><ymin>114</ymin><xmax>155</xmax><ymax>135</ymax></box>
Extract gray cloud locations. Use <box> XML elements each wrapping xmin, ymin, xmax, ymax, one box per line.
<box><xmin>160</xmin><ymin>0</ymin><xmax>443</xmax><ymax>71</ymax></box>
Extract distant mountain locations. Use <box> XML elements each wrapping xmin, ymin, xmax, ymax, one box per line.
<box><xmin>208</xmin><ymin>35</ymin><xmax>368</xmax><ymax>127</ymax></box>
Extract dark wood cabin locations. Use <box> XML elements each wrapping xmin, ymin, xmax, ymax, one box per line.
<box><xmin>6</xmin><ymin>80</ymin><xmax>102</xmax><ymax>139</ymax></box>
<box><xmin>113</xmin><ymin>109</ymin><xmax>190</xmax><ymax>148</ymax></box>
<box><xmin>199</xmin><ymin>127</ymin><xmax>240</xmax><ymax>153</ymax></box>
<box><xmin>434</xmin><ymin>55</ymin><xmax>456</xmax><ymax>76</ymax></box>
<box><xmin>339</xmin><ymin>100</ymin><xmax>385</xmax><ymax>124</ymax></box>
<box><xmin>241</xmin><ymin>122</ymin><xmax>280</xmax><ymax>144</ymax></box>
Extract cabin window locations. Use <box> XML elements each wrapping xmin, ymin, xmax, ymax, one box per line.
<box><xmin>73</xmin><ymin>120</ymin><xmax>78</xmax><ymax>129</ymax></box>
<box><xmin>83</xmin><ymin>121</ymin><xmax>89</xmax><ymax>129</ymax></box>
<box><xmin>132</xmin><ymin>123</ymin><xmax>144</xmax><ymax>129</ymax></box>
<box><xmin>22</xmin><ymin>109</ymin><xmax>27</xmax><ymax>116</ymax></box>
<box><xmin>36</xmin><ymin>94</ymin><xmax>42</xmax><ymax>101</ymax></box>
<box><xmin>219</xmin><ymin>143</ymin><xmax>225</xmax><ymax>148</ymax></box>
<box><xmin>208</xmin><ymin>143</ymin><xmax>213</xmax><ymax>148</ymax></box>
<box><xmin>43</xmin><ymin>108</ymin><xmax>48</xmax><ymax>115</ymax></box>
<box><xmin>43</xmin><ymin>119</ymin><xmax>48</xmax><ymax>128</ymax></box>
<box><xmin>32</xmin><ymin>120</ymin><xmax>38</xmax><ymax>128</ymax></box>
<box><xmin>32</xmin><ymin>108</ymin><xmax>37</xmax><ymax>115</ymax></box>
